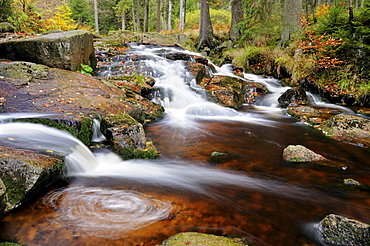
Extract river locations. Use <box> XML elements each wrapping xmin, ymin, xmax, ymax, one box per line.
<box><xmin>0</xmin><ymin>44</ymin><xmax>369</xmax><ymax>246</ymax></box>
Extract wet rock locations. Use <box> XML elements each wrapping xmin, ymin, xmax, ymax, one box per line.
<box><xmin>0</xmin><ymin>61</ymin><xmax>161</xmax><ymax>150</ymax></box>
<box><xmin>102</xmin><ymin>75</ymin><xmax>155</xmax><ymax>97</ymax></box>
<box><xmin>299</xmin><ymin>78</ymin><xmax>370</xmax><ymax>107</ymax></box>
<box><xmin>0</xmin><ymin>22</ymin><xmax>15</xmax><ymax>33</ymax></box>
<box><xmin>330</xmin><ymin>178</ymin><xmax>370</xmax><ymax>192</ymax></box>
<box><xmin>232</xmin><ymin>65</ymin><xmax>244</xmax><ymax>76</ymax></box>
<box><xmin>203</xmin><ymin>75</ymin><xmax>244</xmax><ymax>109</ymax></box>
<box><xmin>102</xmin><ymin>114</ymin><xmax>159</xmax><ymax>160</ymax></box>
<box><xmin>286</xmin><ymin>105</ymin><xmax>338</xmax><ymax>127</ymax></box>
<box><xmin>210</xmin><ymin>151</ymin><xmax>231</xmax><ymax>164</ymax></box>
<box><xmin>317</xmin><ymin>214</ymin><xmax>370</xmax><ymax>245</ymax></box>
<box><xmin>165</xmin><ymin>53</ymin><xmax>192</xmax><ymax>61</ymax></box>
<box><xmin>321</xmin><ymin>113</ymin><xmax>370</xmax><ymax>147</ymax></box>
<box><xmin>243</xmin><ymin>81</ymin><xmax>268</xmax><ymax>105</ymax></box>
<box><xmin>0</xmin><ymin>30</ymin><xmax>96</xmax><ymax>71</ymax></box>
<box><xmin>283</xmin><ymin>145</ymin><xmax>327</xmax><ymax>162</ymax></box>
<box><xmin>278</xmin><ymin>87</ymin><xmax>309</xmax><ymax>107</ymax></box>
<box><xmin>0</xmin><ymin>145</ymin><xmax>64</xmax><ymax>214</ymax></box>
<box><xmin>0</xmin><ymin>179</ymin><xmax>6</xmax><ymax>218</ymax></box>
<box><xmin>160</xmin><ymin>232</ymin><xmax>247</xmax><ymax>246</ymax></box>
<box><xmin>185</xmin><ymin>61</ymin><xmax>212</xmax><ymax>84</ymax></box>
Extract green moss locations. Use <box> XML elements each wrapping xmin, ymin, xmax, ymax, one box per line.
<box><xmin>78</xmin><ymin>117</ymin><xmax>93</xmax><ymax>146</ymax></box>
<box><xmin>13</xmin><ymin>118</ymin><xmax>78</xmax><ymax>137</ymax></box>
<box><xmin>14</xmin><ymin>117</ymin><xmax>93</xmax><ymax>147</ymax></box>
<box><xmin>115</xmin><ymin>141</ymin><xmax>159</xmax><ymax>160</ymax></box>
<box><xmin>103</xmin><ymin>113</ymin><xmax>138</xmax><ymax>128</ymax></box>
<box><xmin>289</xmin><ymin>157</ymin><xmax>308</xmax><ymax>162</ymax></box>
<box><xmin>0</xmin><ymin>242</ymin><xmax>24</xmax><ymax>246</ymax></box>
<box><xmin>1</xmin><ymin>175</ymin><xmax>25</xmax><ymax>207</ymax></box>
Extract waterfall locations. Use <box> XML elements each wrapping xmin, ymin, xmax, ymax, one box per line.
<box><xmin>92</xmin><ymin>118</ymin><xmax>107</xmax><ymax>143</ymax></box>
<box><xmin>0</xmin><ymin>122</ymin><xmax>97</xmax><ymax>174</ymax></box>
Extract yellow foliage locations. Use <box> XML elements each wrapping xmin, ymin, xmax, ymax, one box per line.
<box><xmin>315</xmin><ymin>4</ymin><xmax>330</xmax><ymax>19</ymax></box>
<box><xmin>44</xmin><ymin>1</ymin><xmax>77</xmax><ymax>31</ymax></box>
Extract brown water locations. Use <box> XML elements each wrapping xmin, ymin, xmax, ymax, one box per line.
<box><xmin>0</xmin><ymin>106</ymin><xmax>369</xmax><ymax>246</ymax></box>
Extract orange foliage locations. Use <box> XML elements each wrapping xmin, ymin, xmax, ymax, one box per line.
<box><xmin>298</xmin><ymin>29</ymin><xmax>344</xmax><ymax>69</ymax></box>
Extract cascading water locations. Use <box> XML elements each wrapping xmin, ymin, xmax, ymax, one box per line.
<box><xmin>0</xmin><ymin>44</ymin><xmax>369</xmax><ymax>246</ymax></box>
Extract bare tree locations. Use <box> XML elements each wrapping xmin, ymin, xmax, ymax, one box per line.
<box><xmin>179</xmin><ymin>0</ymin><xmax>186</xmax><ymax>31</ymax></box>
<box><xmin>136</xmin><ymin>0</ymin><xmax>141</xmax><ymax>32</ymax></box>
<box><xmin>168</xmin><ymin>0</ymin><xmax>172</xmax><ymax>30</ymax></box>
<box><xmin>94</xmin><ymin>0</ymin><xmax>99</xmax><ymax>34</ymax></box>
<box><xmin>156</xmin><ymin>0</ymin><xmax>161</xmax><ymax>31</ymax></box>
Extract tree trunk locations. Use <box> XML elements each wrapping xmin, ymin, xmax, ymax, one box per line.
<box><xmin>144</xmin><ymin>0</ymin><xmax>149</xmax><ymax>32</ymax></box>
<box><xmin>229</xmin><ymin>0</ymin><xmax>243</xmax><ymax>42</ymax></box>
<box><xmin>121</xmin><ymin>10</ymin><xmax>126</xmax><ymax>30</ymax></box>
<box><xmin>349</xmin><ymin>0</ymin><xmax>354</xmax><ymax>22</ymax></box>
<box><xmin>197</xmin><ymin>0</ymin><xmax>214</xmax><ymax>51</ymax></box>
<box><xmin>279</xmin><ymin>0</ymin><xmax>303</xmax><ymax>47</ymax></box>
<box><xmin>93</xmin><ymin>0</ymin><xmax>99</xmax><ymax>34</ymax></box>
<box><xmin>156</xmin><ymin>0</ymin><xmax>161</xmax><ymax>32</ymax></box>
<box><xmin>136</xmin><ymin>0</ymin><xmax>141</xmax><ymax>32</ymax></box>
<box><xmin>162</xmin><ymin>0</ymin><xmax>167</xmax><ymax>30</ymax></box>
<box><xmin>168</xmin><ymin>0</ymin><xmax>172</xmax><ymax>31</ymax></box>
<box><xmin>179</xmin><ymin>0</ymin><xmax>186</xmax><ymax>31</ymax></box>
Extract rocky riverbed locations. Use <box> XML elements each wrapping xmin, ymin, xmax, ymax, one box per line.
<box><xmin>0</xmin><ymin>29</ymin><xmax>369</xmax><ymax>245</ymax></box>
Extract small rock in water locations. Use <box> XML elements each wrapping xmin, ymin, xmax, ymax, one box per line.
<box><xmin>343</xmin><ymin>178</ymin><xmax>360</xmax><ymax>186</ymax></box>
<box><xmin>283</xmin><ymin>145</ymin><xmax>327</xmax><ymax>163</ymax></box>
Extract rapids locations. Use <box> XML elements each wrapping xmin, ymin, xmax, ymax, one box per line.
<box><xmin>0</xmin><ymin>44</ymin><xmax>369</xmax><ymax>246</ymax></box>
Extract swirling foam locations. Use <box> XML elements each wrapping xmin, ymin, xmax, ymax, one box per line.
<box><xmin>43</xmin><ymin>186</ymin><xmax>172</xmax><ymax>238</ymax></box>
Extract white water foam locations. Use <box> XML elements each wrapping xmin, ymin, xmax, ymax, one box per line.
<box><xmin>0</xmin><ymin>122</ymin><xmax>97</xmax><ymax>173</ymax></box>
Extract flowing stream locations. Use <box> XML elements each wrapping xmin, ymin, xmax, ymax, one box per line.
<box><xmin>0</xmin><ymin>44</ymin><xmax>369</xmax><ymax>246</ymax></box>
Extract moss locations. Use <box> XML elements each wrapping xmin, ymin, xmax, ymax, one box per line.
<box><xmin>289</xmin><ymin>157</ymin><xmax>308</xmax><ymax>162</ymax></box>
<box><xmin>13</xmin><ymin>117</ymin><xmax>93</xmax><ymax>146</ymax></box>
<box><xmin>160</xmin><ymin>232</ymin><xmax>248</xmax><ymax>246</ymax></box>
<box><xmin>115</xmin><ymin>141</ymin><xmax>159</xmax><ymax>160</ymax></box>
<box><xmin>0</xmin><ymin>242</ymin><xmax>24</xmax><ymax>246</ymax></box>
<box><xmin>103</xmin><ymin>113</ymin><xmax>138</xmax><ymax>128</ymax></box>
<box><xmin>0</xmin><ymin>175</ymin><xmax>25</xmax><ymax>207</ymax></box>
<box><xmin>13</xmin><ymin>118</ymin><xmax>78</xmax><ymax>137</ymax></box>
<box><xmin>78</xmin><ymin>117</ymin><xmax>93</xmax><ymax>146</ymax></box>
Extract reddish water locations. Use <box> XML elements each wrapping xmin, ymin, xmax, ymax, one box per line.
<box><xmin>0</xmin><ymin>106</ymin><xmax>369</xmax><ymax>246</ymax></box>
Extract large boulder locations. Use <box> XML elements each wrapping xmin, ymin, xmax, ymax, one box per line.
<box><xmin>0</xmin><ymin>61</ymin><xmax>163</xmax><ymax>153</ymax></box>
<box><xmin>317</xmin><ymin>214</ymin><xmax>370</xmax><ymax>245</ymax></box>
<box><xmin>160</xmin><ymin>232</ymin><xmax>247</xmax><ymax>246</ymax></box>
<box><xmin>278</xmin><ymin>87</ymin><xmax>309</xmax><ymax>107</ymax></box>
<box><xmin>202</xmin><ymin>75</ymin><xmax>244</xmax><ymax>109</ymax></box>
<box><xmin>0</xmin><ymin>145</ymin><xmax>64</xmax><ymax>214</ymax></box>
<box><xmin>0</xmin><ymin>30</ymin><xmax>96</xmax><ymax>71</ymax></box>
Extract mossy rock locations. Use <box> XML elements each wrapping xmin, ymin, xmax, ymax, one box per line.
<box><xmin>0</xmin><ymin>145</ymin><xmax>64</xmax><ymax>211</ymax></box>
<box><xmin>13</xmin><ymin>116</ymin><xmax>93</xmax><ymax>147</ymax></box>
<box><xmin>102</xmin><ymin>113</ymin><xmax>159</xmax><ymax>160</ymax></box>
<box><xmin>317</xmin><ymin>214</ymin><xmax>370</xmax><ymax>245</ymax></box>
<box><xmin>321</xmin><ymin>113</ymin><xmax>370</xmax><ymax>147</ymax></box>
<box><xmin>159</xmin><ymin>232</ymin><xmax>248</xmax><ymax>246</ymax></box>
<box><xmin>0</xmin><ymin>242</ymin><xmax>23</xmax><ymax>246</ymax></box>
<box><xmin>0</xmin><ymin>22</ymin><xmax>15</xmax><ymax>33</ymax></box>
